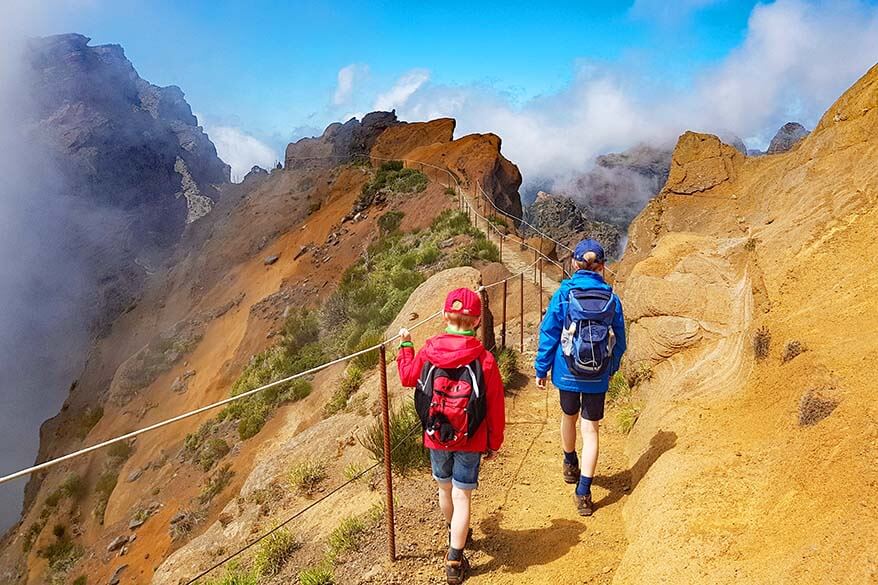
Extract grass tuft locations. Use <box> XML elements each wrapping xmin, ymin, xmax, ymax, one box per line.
<box><xmin>494</xmin><ymin>348</ymin><xmax>520</xmax><ymax>387</ymax></box>
<box><xmin>326</xmin><ymin>515</ymin><xmax>367</xmax><ymax>561</ymax></box>
<box><xmin>288</xmin><ymin>460</ymin><xmax>327</xmax><ymax>496</ymax></box>
<box><xmin>253</xmin><ymin>528</ymin><xmax>300</xmax><ymax>577</ymax></box>
<box><xmin>360</xmin><ymin>402</ymin><xmax>427</xmax><ymax>474</ymax></box>
<box><xmin>298</xmin><ymin>564</ymin><xmax>333</xmax><ymax>585</ymax></box>
<box><xmin>782</xmin><ymin>340</ymin><xmax>805</xmax><ymax>363</ymax></box>
<box><xmin>324</xmin><ymin>365</ymin><xmax>364</xmax><ymax>417</ymax></box>
<box><xmin>753</xmin><ymin>326</ymin><xmax>771</xmax><ymax>360</ymax></box>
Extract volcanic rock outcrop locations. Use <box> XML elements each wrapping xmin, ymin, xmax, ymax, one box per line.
<box><xmin>23</xmin><ymin>33</ymin><xmax>230</xmax><ymax>333</ymax></box>
<box><xmin>614</xmin><ymin>64</ymin><xmax>878</xmax><ymax>584</ymax></box>
<box><xmin>526</xmin><ymin>191</ymin><xmax>622</xmax><ymax>257</ymax></box>
<box><xmin>766</xmin><ymin>121</ymin><xmax>810</xmax><ymax>154</ymax></box>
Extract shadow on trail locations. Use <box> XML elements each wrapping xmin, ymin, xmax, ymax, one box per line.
<box><xmin>593</xmin><ymin>429</ymin><xmax>677</xmax><ymax>509</ymax></box>
<box><xmin>473</xmin><ymin>513</ymin><xmax>585</xmax><ymax>575</ymax></box>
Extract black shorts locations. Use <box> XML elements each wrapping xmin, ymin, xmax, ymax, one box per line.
<box><xmin>559</xmin><ymin>390</ymin><xmax>606</xmax><ymax>421</ymax></box>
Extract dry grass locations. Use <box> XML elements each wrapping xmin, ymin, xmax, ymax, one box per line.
<box><xmin>782</xmin><ymin>340</ymin><xmax>806</xmax><ymax>363</ymax></box>
<box><xmin>798</xmin><ymin>388</ymin><xmax>839</xmax><ymax>426</ymax></box>
<box><xmin>753</xmin><ymin>326</ymin><xmax>771</xmax><ymax>360</ymax></box>
<box><xmin>288</xmin><ymin>460</ymin><xmax>328</xmax><ymax>496</ymax></box>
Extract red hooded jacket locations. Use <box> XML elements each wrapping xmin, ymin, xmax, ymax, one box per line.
<box><xmin>397</xmin><ymin>332</ymin><xmax>505</xmax><ymax>453</ymax></box>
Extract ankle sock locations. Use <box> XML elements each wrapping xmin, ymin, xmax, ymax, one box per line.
<box><xmin>448</xmin><ymin>546</ymin><xmax>463</xmax><ymax>561</ymax></box>
<box><xmin>563</xmin><ymin>450</ymin><xmax>579</xmax><ymax>466</ymax></box>
<box><xmin>576</xmin><ymin>475</ymin><xmax>593</xmax><ymax>496</ymax></box>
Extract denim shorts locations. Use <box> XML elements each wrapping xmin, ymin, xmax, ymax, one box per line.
<box><xmin>429</xmin><ymin>449</ymin><xmax>482</xmax><ymax>490</ymax></box>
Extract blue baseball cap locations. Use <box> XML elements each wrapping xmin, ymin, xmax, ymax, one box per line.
<box><xmin>573</xmin><ymin>239</ymin><xmax>605</xmax><ymax>263</ymax></box>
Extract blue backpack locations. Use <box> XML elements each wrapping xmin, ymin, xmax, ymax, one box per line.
<box><xmin>561</xmin><ymin>287</ymin><xmax>616</xmax><ymax>379</ymax></box>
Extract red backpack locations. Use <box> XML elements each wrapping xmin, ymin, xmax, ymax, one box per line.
<box><xmin>414</xmin><ymin>357</ymin><xmax>487</xmax><ymax>449</ymax></box>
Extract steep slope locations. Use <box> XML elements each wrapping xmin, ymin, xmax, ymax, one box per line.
<box><xmin>612</xmin><ymin>64</ymin><xmax>878</xmax><ymax>584</ymax></box>
<box><xmin>0</xmin><ymin>114</ymin><xmax>522</xmax><ymax>585</ymax></box>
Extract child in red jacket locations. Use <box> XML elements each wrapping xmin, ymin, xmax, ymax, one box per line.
<box><xmin>397</xmin><ymin>288</ymin><xmax>505</xmax><ymax>584</ymax></box>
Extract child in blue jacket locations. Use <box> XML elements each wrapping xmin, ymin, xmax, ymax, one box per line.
<box><xmin>534</xmin><ymin>239</ymin><xmax>626</xmax><ymax>516</ymax></box>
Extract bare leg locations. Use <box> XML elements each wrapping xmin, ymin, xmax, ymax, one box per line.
<box><xmin>437</xmin><ymin>482</ymin><xmax>453</xmax><ymax>525</ymax></box>
<box><xmin>449</xmin><ymin>487</ymin><xmax>472</xmax><ymax>550</ymax></box>
<box><xmin>561</xmin><ymin>412</ymin><xmax>578</xmax><ymax>454</ymax></box>
<box><xmin>580</xmin><ymin>418</ymin><xmax>600</xmax><ymax>478</ymax></box>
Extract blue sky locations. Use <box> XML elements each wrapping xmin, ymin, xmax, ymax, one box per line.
<box><xmin>35</xmin><ymin>0</ymin><xmax>878</xmax><ymax>178</ymax></box>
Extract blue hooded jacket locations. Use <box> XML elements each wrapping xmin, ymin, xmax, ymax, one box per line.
<box><xmin>534</xmin><ymin>270</ymin><xmax>626</xmax><ymax>393</ymax></box>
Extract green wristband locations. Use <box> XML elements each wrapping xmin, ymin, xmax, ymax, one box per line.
<box><xmin>398</xmin><ymin>341</ymin><xmax>414</xmax><ymax>349</ymax></box>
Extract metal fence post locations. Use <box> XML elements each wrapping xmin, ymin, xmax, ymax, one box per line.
<box><xmin>539</xmin><ymin>258</ymin><xmax>544</xmax><ymax>316</ymax></box>
<box><xmin>499</xmin><ymin>234</ymin><xmax>504</xmax><ymax>260</ymax></box>
<box><xmin>533</xmin><ymin>249</ymin><xmax>538</xmax><ymax>283</ymax></box>
<box><xmin>501</xmin><ymin>279</ymin><xmax>508</xmax><ymax>349</ymax></box>
<box><xmin>519</xmin><ymin>272</ymin><xmax>525</xmax><ymax>353</ymax></box>
<box><xmin>378</xmin><ymin>345</ymin><xmax>396</xmax><ymax>562</ymax></box>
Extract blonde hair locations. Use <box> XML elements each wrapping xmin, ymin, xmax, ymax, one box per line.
<box><xmin>573</xmin><ymin>251</ymin><xmax>603</xmax><ymax>272</ymax></box>
<box><xmin>444</xmin><ymin>312</ymin><xmax>480</xmax><ymax>330</ymax></box>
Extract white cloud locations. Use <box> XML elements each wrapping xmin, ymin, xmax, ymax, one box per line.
<box><xmin>386</xmin><ymin>0</ymin><xmax>878</xmax><ymax>178</ymax></box>
<box><xmin>373</xmin><ymin>69</ymin><xmax>430</xmax><ymax>111</ymax></box>
<box><xmin>198</xmin><ymin>116</ymin><xmax>279</xmax><ymax>182</ymax></box>
<box><xmin>333</xmin><ymin>63</ymin><xmax>368</xmax><ymax>106</ymax></box>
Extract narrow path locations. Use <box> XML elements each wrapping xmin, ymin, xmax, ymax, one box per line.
<box><xmin>465</xmin><ymin>375</ymin><xmax>630</xmax><ymax>584</ymax></box>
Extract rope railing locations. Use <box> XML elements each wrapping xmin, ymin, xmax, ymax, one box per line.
<box><xmin>0</xmin><ymin>184</ymin><xmax>556</xmax><ymax>487</ymax></box>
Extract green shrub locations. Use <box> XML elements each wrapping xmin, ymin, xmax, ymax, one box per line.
<box><xmin>494</xmin><ymin>348</ymin><xmax>520</xmax><ymax>387</ymax></box>
<box><xmin>324</xmin><ymin>365</ymin><xmax>363</xmax><ymax>417</ymax></box>
<box><xmin>360</xmin><ymin>402</ymin><xmax>427</xmax><ymax>474</ymax></box>
<box><xmin>44</xmin><ymin>490</ymin><xmax>62</xmax><ymax>509</ymax></box>
<box><xmin>351</xmin><ymin>333</ymin><xmax>382</xmax><ymax>370</ymax></box>
<box><xmin>22</xmin><ymin>521</ymin><xmax>45</xmax><ymax>553</ymax></box>
<box><xmin>75</xmin><ymin>407</ymin><xmax>103</xmax><ymax>439</ymax></box>
<box><xmin>73</xmin><ymin>576</ymin><xmax>87</xmax><ymax>585</ymax></box>
<box><xmin>93</xmin><ymin>469</ymin><xmax>119</xmax><ymax>524</ymax></box>
<box><xmin>326</xmin><ymin>515</ymin><xmax>367</xmax><ymax>560</ymax></box>
<box><xmin>377</xmin><ymin>211</ymin><xmax>404</xmax><ymax>236</ymax></box>
<box><xmin>204</xmin><ymin>563</ymin><xmax>258</xmax><ymax>585</ymax></box>
<box><xmin>38</xmin><ymin>532</ymin><xmax>81</xmax><ymax>572</ymax></box>
<box><xmin>199</xmin><ymin>463</ymin><xmax>234</xmax><ymax>506</ymax></box>
<box><xmin>194</xmin><ymin>439</ymin><xmax>231</xmax><ymax>472</ymax></box>
<box><xmin>107</xmin><ymin>440</ymin><xmax>133</xmax><ymax>461</ymax></box>
<box><xmin>221</xmin><ymin>345</ymin><xmax>314</xmax><ymax>440</ymax></box>
<box><xmin>627</xmin><ymin>363</ymin><xmax>653</xmax><ymax>387</ymax></box>
<box><xmin>451</xmin><ymin>237</ymin><xmax>500</xmax><ymax>265</ymax></box>
<box><xmin>357</xmin><ymin>163</ymin><xmax>427</xmax><ymax>208</ymax></box>
<box><xmin>288</xmin><ymin>460</ymin><xmax>327</xmax><ymax>496</ymax></box>
<box><xmin>343</xmin><ymin>462</ymin><xmax>367</xmax><ymax>481</ymax></box>
<box><xmin>608</xmin><ymin>372</ymin><xmax>631</xmax><ymax>403</ymax></box>
<box><xmin>282</xmin><ymin>308</ymin><xmax>321</xmax><ymax>355</ymax></box>
<box><xmin>59</xmin><ymin>474</ymin><xmax>85</xmax><ymax>501</ymax></box>
<box><xmin>299</xmin><ymin>564</ymin><xmax>333</xmax><ymax>585</ymax></box>
<box><xmin>445</xmin><ymin>187</ymin><xmax>457</xmax><ymax>197</ymax></box>
<box><xmin>617</xmin><ymin>403</ymin><xmax>640</xmax><ymax>434</ymax></box>
<box><xmin>253</xmin><ymin>528</ymin><xmax>300</xmax><ymax>577</ymax></box>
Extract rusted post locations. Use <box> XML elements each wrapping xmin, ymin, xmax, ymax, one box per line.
<box><xmin>533</xmin><ymin>249</ymin><xmax>538</xmax><ymax>283</ymax></box>
<box><xmin>378</xmin><ymin>345</ymin><xmax>396</xmax><ymax>562</ymax></box>
<box><xmin>519</xmin><ymin>272</ymin><xmax>525</xmax><ymax>353</ymax></box>
<box><xmin>501</xmin><ymin>279</ymin><xmax>508</xmax><ymax>349</ymax></box>
<box><xmin>539</xmin><ymin>258</ymin><xmax>544</xmax><ymax>316</ymax></box>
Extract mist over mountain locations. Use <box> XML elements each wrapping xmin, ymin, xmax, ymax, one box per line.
<box><xmin>0</xmin><ymin>33</ymin><xmax>229</xmax><ymax>531</ymax></box>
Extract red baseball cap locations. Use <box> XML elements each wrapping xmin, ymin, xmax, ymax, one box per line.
<box><xmin>444</xmin><ymin>288</ymin><xmax>481</xmax><ymax>317</ymax></box>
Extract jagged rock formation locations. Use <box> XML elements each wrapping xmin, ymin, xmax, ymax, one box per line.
<box><xmin>766</xmin><ymin>121</ymin><xmax>810</xmax><ymax>154</ymax></box>
<box><xmin>285</xmin><ymin>111</ymin><xmax>399</xmax><ymax>168</ymax></box>
<box><xmin>614</xmin><ymin>64</ymin><xmax>878</xmax><ymax>584</ymax></box>
<box><xmin>526</xmin><ymin>191</ymin><xmax>622</xmax><ymax>258</ymax></box>
<box><xmin>661</xmin><ymin>132</ymin><xmax>745</xmax><ymax>196</ymax></box>
<box><xmin>23</xmin><ymin>33</ymin><xmax>230</xmax><ymax>333</ymax></box>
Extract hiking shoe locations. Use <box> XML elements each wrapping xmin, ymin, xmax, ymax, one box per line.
<box><xmin>445</xmin><ymin>552</ymin><xmax>470</xmax><ymax>584</ymax></box>
<box><xmin>563</xmin><ymin>462</ymin><xmax>581</xmax><ymax>484</ymax></box>
<box><xmin>574</xmin><ymin>492</ymin><xmax>594</xmax><ymax>517</ymax></box>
